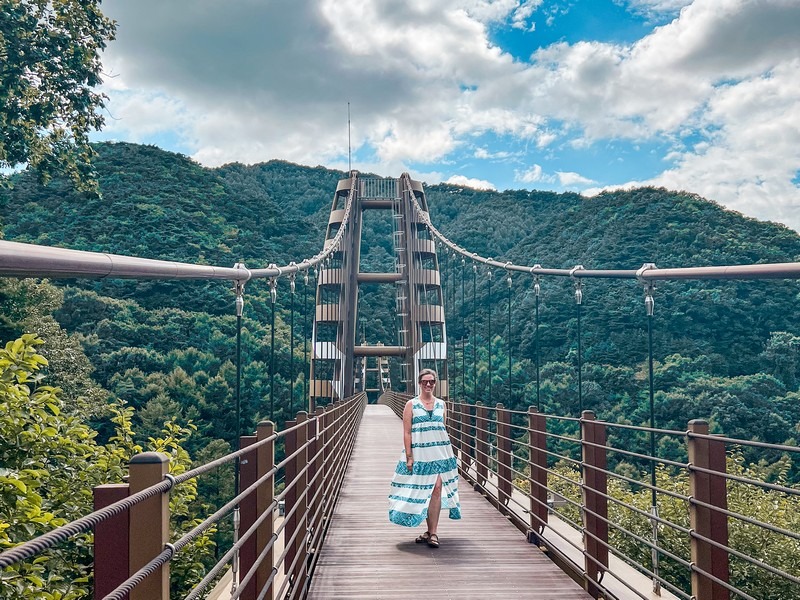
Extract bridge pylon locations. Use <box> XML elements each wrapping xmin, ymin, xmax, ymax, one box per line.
<box><xmin>309</xmin><ymin>173</ymin><xmax>448</xmax><ymax>410</ymax></box>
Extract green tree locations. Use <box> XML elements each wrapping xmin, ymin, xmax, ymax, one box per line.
<box><xmin>0</xmin><ymin>335</ymin><xmax>216</xmax><ymax>598</ymax></box>
<box><xmin>760</xmin><ymin>331</ymin><xmax>800</xmax><ymax>390</ymax></box>
<box><xmin>0</xmin><ymin>0</ymin><xmax>116</xmax><ymax>191</ymax></box>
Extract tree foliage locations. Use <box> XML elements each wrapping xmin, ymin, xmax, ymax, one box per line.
<box><xmin>545</xmin><ymin>457</ymin><xmax>800</xmax><ymax>600</ymax></box>
<box><xmin>0</xmin><ymin>335</ymin><xmax>215</xmax><ymax>598</ymax></box>
<box><xmin>0</xmin><ymin>0</ymin><xmax>115</xmax><ymax>191</ymax></box>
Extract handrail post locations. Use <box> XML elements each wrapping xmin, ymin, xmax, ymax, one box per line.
<box><xmin>310</xmin><ymin>406</ymin><xmax>325</xmax><ymax>560</ymax></box>
<box><xmin>527</xmin><ymin>407</ymin><xmax>547</xmax><ymax>537</ymax></box>
<box><xmin>581</xmin><ymin>411</ymin><xmax>608</xmax><ymax>599</ymax></box>
<box><xmin>301</xmin><ymin>412</ymin><xmax>315</xmax><ymax>595</ymax></box>
<box><xmin>322</xmin><ymin>405</ymin><xmax>333</xmax><ymax>529</ymax></box>
<box><xmin>294</xmin><ymin>411</ymin><xmax>309</xmax><ymax>591</ymax></box>
<box><xmin>475</xmin><ymin>401</ymin><xmax>488</xmax><ymax>488</ymax></box>
<box><xmin>256</xmin><ymin>421</ymin><xmax>275</xmax><ymax>600</ymax></box>
<box><xmin>284</xmin><ymin>418</ymin><xmax>298</xmax><ymax>585</ymax></box>
<box><xmin>93</xmin><ymin>484</ymin><xmax>130</xmax><ymax>600</ymax></box>
<box><xmin>496</xmin><ymin>403</ymin><xmax>512</xmax><ymax>506</ymax></box>
<box><xmin>461</xmin><ymin>402</ymin><xmax>474</xmax><ymax>480</ymax></box>
<box><xmin>688</xmin><ymin>420</ymin><xmax>730</xmax><ymax>600</ymax></box>
<box><xmin>453</xmin><ymin>401</ymin><xmax>463</xmax><ymax>462</ymax></box>
<box><xmin>238</xmin><ymin>435</ymin><xmax>258</xmax><ymax>600</ymax></box>
<box><xmin>128</xmin><ymin>452</ymin><xmax>170</xmax><ymax>600</ymax></box>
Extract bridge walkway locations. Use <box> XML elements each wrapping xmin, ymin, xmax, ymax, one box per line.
<box><xmin>307</xmin><ymin>404</ymin><xmax>591</xmax><ymax>599</ymax></box>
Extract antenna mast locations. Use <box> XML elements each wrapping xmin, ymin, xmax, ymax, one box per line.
<box><xmin>348</xmin><ymin>102</ymin><xmax>352</xmax><ymax>172</ymax></box>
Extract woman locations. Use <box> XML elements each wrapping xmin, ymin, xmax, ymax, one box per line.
<box><xmin>388</xmin><ymin>369</ymin><xmax>461</xmax><ymax>548</ymax></box>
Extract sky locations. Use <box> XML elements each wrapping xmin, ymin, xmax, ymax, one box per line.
<box><xmin>95</xmin><ymin>0</ymin><xmax>800</xmax><ymax>231</ymax></box>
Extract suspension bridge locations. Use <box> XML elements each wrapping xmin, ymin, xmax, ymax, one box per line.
<box><xmin>1</xmin><ymin>172</ymin><xmax>799</xmax><ymax>599</ymax></box>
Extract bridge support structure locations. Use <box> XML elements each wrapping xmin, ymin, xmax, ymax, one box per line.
<box><xmin>309</xmin><ymin>173</ymin><xmax>448</xmax><ymax>410</ymax></box>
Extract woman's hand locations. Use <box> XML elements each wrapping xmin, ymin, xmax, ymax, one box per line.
<box><xmin>406</xmin><ymin>457</ymin><xmax>414</xmax><ymax>473</ymax></box>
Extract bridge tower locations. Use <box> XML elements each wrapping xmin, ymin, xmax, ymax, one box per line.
<box><xmin>309</xmin><ymin>173</ymin><xmax>448</xmax><ymax>409</ymax></box>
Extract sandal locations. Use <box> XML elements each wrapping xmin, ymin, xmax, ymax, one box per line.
<box><xmin>415</xmin><ymin>531</ymin><xmax>430</xmax><ymax>543</ymax></box>
<box><xmin>427</xmin><ymin>533</ymin><xmax>440</xmax><ymax>548</ymax></box>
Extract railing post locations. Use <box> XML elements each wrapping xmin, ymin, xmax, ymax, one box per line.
<box><xmin>301</xmin><ymin>411</ymin><xmax>314</xmax><ymax>595</ymax></box>
<box><xmin>94</xmin><ymin>484</ymin><xmax>130</xmax><ymax>600</ymax></box>
<box><xmin>310</xmin><ymin>406</ymin><xmax>325</xmax><ymax>558</ymax></box>
<box><xmin>293</xmin><ymin>411</ymin><xmax>309</xmax><ymax>592</ymax></box>
<box><xmin>322</xmin><ymin>405</ymin><xmax>333</xmax><ymax>528</ymax></box>
<box><xmin>257</xmin><ymin>421</ymin><xmax>275</xmax><ymax>600</ymax></box>
<box><xmin>496</xmin><ymin>403</ymin><xmax>512</xmax><ymax>506</ymax></box>
<box><xmin>475</xmin><ymin>401</ymin><xmax>488</xmax><ymax>488</ymax></box>
<box><xmin>581</xmin><ymin>411</ymin><xmax>608</xmax><ymax>599</ymax></box>
<box><xmin>284</xmin><ymin>418</ymin><xmax>298</xmax><ymax>585</ymax></box>
<box><xmin>453</xmin><ymin>401</ymin><xmax>463</xmax><ymax>460</ymax></box>
<box><xmin>464</xmin><ymin>402</ymin><xmax>474</xmax><ymax>478</ymax></box>
<box><xmin>688</xmin><ymin>420</ymin><xmax>730</xmax><ymax>600</ymax></box>
<box><xmin>128</xmin><ymin>452</ymin><xmax>170</xmax><ymax>600</ymax></box>
<box><xmin>527</xmin><ymin>407</ymin><xmax>548</xmax><ymax>537</ymax></box>
<box><xmin>238</xmin><ymin>435</ymin><xmax>258</xmax><ymax>600</ymax></box>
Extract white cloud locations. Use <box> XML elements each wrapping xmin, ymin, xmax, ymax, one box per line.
<box><xmin>624</xmin><ymin>0</ymin><xmax>693</xmax><ymax>17</ymax></box>
<box><xmin>516</xmin><ymin>164</ymin><xmax>547</xmax><ymax>183</ymax></box>
<box><xmin>445</xmin><ymin>174</ymin><xmax>497</xmax><ymax>189</ymax></box>
<box><xmin>585</xmin><ymin>57</ymin><xmax>800</xmax><ymax>229</ymax></box>
<box><xmin>463</xmin><ymin>0</ymin><xmax>542</xmax><ymax>28</ymax></box>
<box><xmin>518</xmin><ymin>164</ymin><xmax>542</xmax><ymax>183</ymax></box>
<box><xmin>97</xmin><ymin>0</ymin><xmax>800</xmax><ymax>230</ymax></box>
<box><xmin>557</xmin><ymin>171</ymin><xmax>595</xmax><ymax>187</ymax></box>
<box><xmin>100</xmin><ymin>90</ymin><xmax>190</xmax><ymax>140</ymax></box>
<box><xmin>474</xmin><ymin>147</ymin><xmax>516</xmax><ymax>159</ymax></box>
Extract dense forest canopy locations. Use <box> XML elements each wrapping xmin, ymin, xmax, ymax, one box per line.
<box><xmin>2</xmin><ymin>142</ymin><xmax>800</xmax><ymax>466</ymax></box>
<box><xmin>3</xmin><ymin>141</ymin><xmax>800</xmax><ymax>447</ymax></box>
<box><xmin>2</xmin><ymin>142</ymin><xmax>800</xmax><ymax>598</ymax></box>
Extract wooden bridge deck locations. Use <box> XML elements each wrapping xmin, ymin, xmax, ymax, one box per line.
<box><xmin>307</xmin><ymin>404</ymin><xmax>591</xmax><ymax>599</ymax></box>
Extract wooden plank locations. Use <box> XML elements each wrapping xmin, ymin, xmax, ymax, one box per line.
<box><xmin>307</xmin><ymin>405</ymin><xmax>591</xmax><ymax>599</ymax></box>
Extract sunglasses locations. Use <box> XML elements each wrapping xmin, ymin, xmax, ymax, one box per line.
<box><xmin>420</xmin><ymin>379</ymin><xmax>436</xmax><ymax>386</ymax></box>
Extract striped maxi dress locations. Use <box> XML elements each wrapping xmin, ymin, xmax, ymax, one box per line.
<box><xmin>388</xmin><ymin>397</ymin><xmax>462</xmax><ymax>527</ymax></box>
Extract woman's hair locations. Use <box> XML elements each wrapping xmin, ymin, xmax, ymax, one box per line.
<box><xmin>418</xmin><ymin>368</ymin><xmax>438</xmax><ymax>383</ymax></box>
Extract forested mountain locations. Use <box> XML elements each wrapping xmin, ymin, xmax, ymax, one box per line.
<box><xmin>2</xmin><ymin>141</ymin><xmax>800</xmax><ymax>460</ymax></box>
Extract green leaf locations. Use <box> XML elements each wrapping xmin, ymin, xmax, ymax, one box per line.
<box><xmin>0</xmin><ymin>476</ymin><xmax>27</xmax><ymax>494</ymax></box>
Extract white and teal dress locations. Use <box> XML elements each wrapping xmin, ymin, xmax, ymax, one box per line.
<box><xmin>388</xmin><ymin>397</ymin><xmax>462</xmax><ymax>527</ymax></box>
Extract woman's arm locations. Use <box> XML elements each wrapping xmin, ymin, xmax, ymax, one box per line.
<box><xmin>403</xmin><ymin>400</ymin><xmax>413</xmax><ymax>472</ymax></box>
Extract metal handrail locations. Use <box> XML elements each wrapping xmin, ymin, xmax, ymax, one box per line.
<box><xmin>402</xmin><ymin>173</ymin><xmax>800</xmax><ymax>282</ymax></box>
<box><xmin>0</xmin><ymin>172</ymin><xmax>358</xmax><ymax>282</ymax></box>
<box><xmin>0</xmin><ymin>394</ymin><xmax>367</xmax><ymax>600</ymax></box>
<box><xmin>441</xmin><ymin>399</ymin><xmax>800</xmax><ymax>600</ymax></box>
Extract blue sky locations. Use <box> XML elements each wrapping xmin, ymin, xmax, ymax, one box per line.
<box><xmin>96</xmin><ymin>0</ymin><xmax>800</xmax><ymax>230</ymax></box>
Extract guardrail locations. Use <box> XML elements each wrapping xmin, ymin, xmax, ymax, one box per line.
<box><xmin>438</xmin><ymin>401</ymin><xmax>800</xmax><ymax>600</ymax></box>
<box><xmin>0</xmin><ymin>393</ymin><xmax>366</xmax><ymax>600</ymax></box>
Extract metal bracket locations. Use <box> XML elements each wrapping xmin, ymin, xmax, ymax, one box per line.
<box><xmin>233</xmin><ymin>262</ymin><xmax>248</xmax><ymax>317</ymax></box>
<box><xmin>570</xmin><ymin>265</ymin><xmax>585</xmax><ymax>305</ymax></box>
<box><xmin>637</xmin><ymin>263</ymin><xmax>657</xmax><ymax>316</ymax></box>
<box><xmin>531</xmin><ymin>264</ymin><xmax>542</xmax><ymax>297</ymax></box>
<box><xmin>288</xmin><ymin>262</ymin><xmax>297</xmax><ymax>294</ymax></box>
<box><xmin>268</xmin><ymin>263</ymin><xmax>278</xmax><ymax>304</ymax></box>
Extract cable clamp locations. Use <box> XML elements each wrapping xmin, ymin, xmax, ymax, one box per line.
<box><xmin>164</xmin><ymin>542</ymin><xmax>177</xmax><ymax>559</ymax></box>
<box><xmin>268</xmin><ymin>264</ymin><xmax>278</xmax><ymax>304</ymax></box>
<box><xmin>288</xmin><ymin>263</ymin><xmax>297</xmax><ymax>294</ymax></box>
<box><xmin>163</xmin><ymin>473</ymin><xmax>177</xmax><ymax>489</ymax></box>
<box><xmin>570</xmin><ymin>265</ymin><xmax>584</xmax><ymax>305</ymax></box>
<box><xmin>636</xmin><ymin>262</ymin><xmax>657</xmax><ymax>283</ymax></box>
<box><xmin>637</xmin><ymin>263</ymin><xmax>657</xmax><ymax>316</ymax></box>
<box><xmin>530</xmin><ymin>264</ymin><xmax>542</xmax><ymax>296</ymax></box>
<box><xmin>232</xmin><ymin>262</ymin><xmax>248</xmax><ymax>317</ymax></box>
